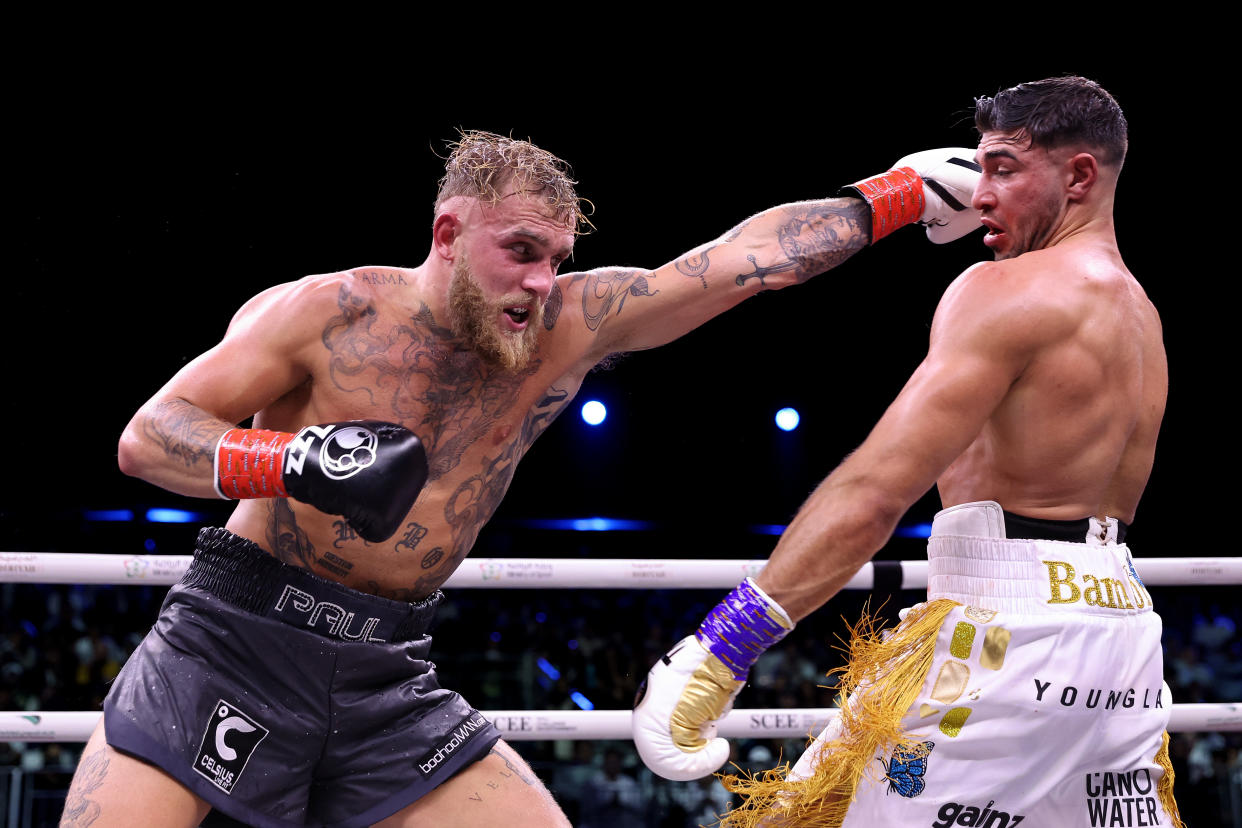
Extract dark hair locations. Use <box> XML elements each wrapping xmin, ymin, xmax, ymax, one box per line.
<box><xmin>974</xmin><ymin>76</ymin><xmax>1128</xmax><ymax>167</ymax></box>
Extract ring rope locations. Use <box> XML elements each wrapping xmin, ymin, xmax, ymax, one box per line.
<box><xmin>2</xmin><ymin>553</ymin><xmax>1240</xmax><ymax>588</ymax></box>
<box><xmin>5</xmin><ymin>555</ymin><xmax>1238</xmax><ymax>742</ymax></box>
<box><xmin>3</xmin><ymin>704</ymin><xmax>1238</xmax><ymax>744</ymax></box>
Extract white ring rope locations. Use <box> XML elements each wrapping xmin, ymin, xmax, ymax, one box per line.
<box><xmin>2</xmin><ymin>553</ymin><xmax>1240</xmax><ymax>588</ymax></box>
<box><xmin>3</xmin><ymin>704</ymin><xmax>1238</xmax><ymax>744</ymax></box>
<box><xmin>4</xmin><ymin>555</ymin><xmax>1239</xmax><ymax>742</ymax></box>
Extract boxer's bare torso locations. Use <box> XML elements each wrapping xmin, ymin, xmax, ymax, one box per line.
<box><xmin>119</xmin><ymin>192</ymin><xmax>873</xmax><ymax>601</ymax></box>
<box><xmin>935</xmin><ymin>237</ymin><xmax>1166</xmax><ymax>524</ymax></box>
<box><xmin>224</xmin><ymin>265</ymin><xmax>629</xmax><ymax>599</ymax></box>
<box><xmin>754</xmin><ymin>131</ymin><xmax>1166</xmax><ymax>620</ymax></box>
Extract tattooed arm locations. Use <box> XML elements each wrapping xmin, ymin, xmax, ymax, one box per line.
<box><xmin>117</xmin><ymin>276</ymin><xmax>344</xmax><ymax>496</ymax></box>
<box><xmin>555</xmin><ymin>197</ymin><xmax>871</xmax><ymax>361</ymax></box>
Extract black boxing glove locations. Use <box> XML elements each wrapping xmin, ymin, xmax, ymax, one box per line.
<box><xmin>214</xmin><ymin>420</ymin><xmax>428</xmax><ymax>543</ymax></box>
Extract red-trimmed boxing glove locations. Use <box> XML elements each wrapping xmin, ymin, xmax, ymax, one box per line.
<box><xmin>845</xmin><ymin>148</ymin><xmax>982</xmax><ymax>244</ymax></box>
<box><xmin>214</xmin><ymin>420</ymin><xmax>428</xmax><ymax>543</ymax></box>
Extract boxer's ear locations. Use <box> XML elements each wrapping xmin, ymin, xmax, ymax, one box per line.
<box><xmin>433</xmin><ymin>211</ymin><xmax>463</xmax><ymax>260</ymax></box>
<box><xmin>1065</xmin><ymin>152</ymin><xmax>1098</xmax><ymax>202</ymax></box>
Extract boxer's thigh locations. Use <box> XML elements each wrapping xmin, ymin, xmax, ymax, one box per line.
<box><xmin>60</xmin><ymin>719</ymin><xmax>211</xmax><ymax>828</ymax></box>
<box><xmin>372</xmin><ymin>739</ymin><xmax>571</xmax><ymax>828</ymax></box>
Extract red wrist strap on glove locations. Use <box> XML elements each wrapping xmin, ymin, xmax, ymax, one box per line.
<box><xmin>848</xmin><ymin>166</ymin><xmax>925</xmax><ymax>242</ymax></box>
<box><xmin>214</xmin><ymin>428</ymin><xmax>295</xmax><ymax>499</ymax></box>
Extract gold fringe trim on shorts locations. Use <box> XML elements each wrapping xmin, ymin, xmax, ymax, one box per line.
<box><xmin>1154</xmin><ymin>730</ymin><xmax>1184</xmax><ymax>828</ymax></box>
<box><xmin>715</xmin><ymin>598</ymin><xmax>959</xmax><ymax>828</ymax></box>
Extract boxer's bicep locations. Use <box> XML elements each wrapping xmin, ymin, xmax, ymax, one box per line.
<box><xmin>566</xmin><ymin>198</ymin><xmax>869</xmax><ymax>359</ymax></box>
<box><xmin>858</xmin><ymin>279</ymin><xmax>1050</xmax><ymax>502</ymax></box>
<box><xmin>862</xmin><ymin>349</ymin><xmax>1018</xmax><ymax>503</ymax></box>
<box><xmin>119</xmin><ymin>282</ymin><xmax>323</xmax><ymax>493</ymax></box>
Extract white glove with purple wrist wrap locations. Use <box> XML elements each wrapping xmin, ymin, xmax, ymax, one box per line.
<box><xmin>632</xmin><ymin>578</ymin><xmax>794</xmax><ymax>781</ymax></box>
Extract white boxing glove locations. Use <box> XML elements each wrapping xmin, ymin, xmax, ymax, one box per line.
<box><xmin>632</xmin><ymin>635</ymin><xmax>739</xmax><ymax>781</ymax></box>
<box><xmin>845</xmin><ymin>148</ymin><xmax>982</xmax><ymax>244</ymax></box>
<box><xmin>632</xmin><ymin>578</ymin><xmax>793</xmax><ymax>781</ymax></box>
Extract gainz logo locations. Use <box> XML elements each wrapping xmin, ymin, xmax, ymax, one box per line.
<box><xmin>1085</xmin><ymin>769</ymin><xmax>1162</xmax><ymax>826</ymax></box>
<box><xmin>932</xmin><ymin>800</ymin><xmax>1025</xmax><ymax>827</ymax></box>
<box><xmin>193</xmin><ymin>700</ymin><xmax>269</xmax><ymax>795</ymax></box>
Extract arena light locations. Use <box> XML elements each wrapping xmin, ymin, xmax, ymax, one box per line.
<box><xmin>569</xmin><ymin>517</ymin><xmax>649</xmax><ymax>532</ymax></box>
<box><xmin>145</xmin><ymin>508</ymin><xmax>202</xmax><ymax>524</ymax></box>
<box><xmin>512</xmin><ymin>518</ymin><xmax>655</xmax><ymax>532</ymax></box>
<box><xmin>537</xmin><ymin>658</ymin><xmax>561</xmax><ymax>681</ymax></box>
<box><xmin>569</xmin><ymin>691</ymin><xmax>595</xmax><ymax>711</ymax></box>
<box><xmin>775</xmin><ymin>407</ymin><xmax>801</xmax><ymax>432</ymax></box>
<box><xmin>751</xmin><ymin>524</ymin><xmax>786</xmax><ymax>536</ymax></box>
<box><xmin>580</xmin><ymin>400</ymin><xmax>607</xmax><ymax>426</ymax></box>
<box><xmin>895</xmin><ymin>523</ymin><xmax>933</xmax><ymax>538</ymax></box>
<box><xmin>83</xmin><ymin>509</ymin><xmax>135</xmax><ymax>522</ymax></box>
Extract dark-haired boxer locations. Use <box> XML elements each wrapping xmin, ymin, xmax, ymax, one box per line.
<box><xmin>634</xmin><ymin>77</ymin><xmax>1184</xmax><ymax>828</ymax></box>
<box><xmin>62</xmin><ymin>131</ymin><xmax>980</xmax><ymax>828</ymax></box>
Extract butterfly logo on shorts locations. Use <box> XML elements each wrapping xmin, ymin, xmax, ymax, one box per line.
<box><xmin>880</xmin><ymin>740</ymin><xmax>935</xmax><ymax>798</ymax></box>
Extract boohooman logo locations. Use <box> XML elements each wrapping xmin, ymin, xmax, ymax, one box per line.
<box><xmin>417</xmin><ymin>716</ymin><xmax>487</xmax><ymax>775</ymax></box>
<box><xmin>193</xmin><ymin>700</ymin><xmax>269</xmax><ymax>794</ymax></box>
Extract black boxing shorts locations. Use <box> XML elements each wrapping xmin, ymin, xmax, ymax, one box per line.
<box><xmin>104</xmin><ymin>527</ymin><xmax>500</xmax><ymax>828</ymax></box>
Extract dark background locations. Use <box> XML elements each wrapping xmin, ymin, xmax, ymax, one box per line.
<box><xmin>6</xmin><ymin>57</ymin><xmax>1218</xmax><ymax>559</ymax></box>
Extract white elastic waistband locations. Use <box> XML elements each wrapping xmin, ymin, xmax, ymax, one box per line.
<box><xmin>927</xmin><ymin>502</ymin><xmax>1152</xmax><ymax>615</ymax></box>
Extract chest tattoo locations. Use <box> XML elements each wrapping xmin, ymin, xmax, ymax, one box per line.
<box><xmin>316</xmin><ymin>285</ymin><xmax>577</xmax><ymax>571</ymax></box>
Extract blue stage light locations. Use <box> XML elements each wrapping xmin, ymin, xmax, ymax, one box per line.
<box><xmin>145</xmin><ymin>508</ymin><xmax>201</xmax><ymax>524</ymax></box>
<box><xmin>775</xmin><ymin>407</ymin><xmax>800</xmax><ymax>431</ymax></box>
<box><xmin>83</xmin><ymin>509</ymin><xmax>135</xmax><ymax>522</ymax></box>
<box><xmin>581</xmin><ymin>400</ymin><xmax>607</xmax><ymax>425</ymax></box>
<box><xmin>894</xmin><ymin>523</ymin><xmax>933</xmax><ymax>538</ymax></box>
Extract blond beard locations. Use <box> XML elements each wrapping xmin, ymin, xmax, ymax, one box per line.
<box><xmin>447</xmin><ymin>254</ymin><xmax>543</xmax><ymax>371</ymax></box>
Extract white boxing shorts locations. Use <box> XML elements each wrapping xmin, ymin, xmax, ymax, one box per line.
<box><xmin>767</xmin><ymin>501</ymin><xmax>1180</xmax><ymax>828</ymax></box>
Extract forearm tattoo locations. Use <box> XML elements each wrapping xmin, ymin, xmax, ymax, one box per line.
<box><xmin>674</xmin><ymin>247</ymin><xmax>714</xmax><ymax>289</ymax></box>
<box><xmin>774</xmin><ymin>200</ymin><xmax>871</xmax><ymax>282</ymax></box>
<box><xmin>142</xmin><ymin>398</ymin><xmax>224</xmax><ymax>467</ymax></box>
<box><xmin>735</xmin><ymin>255</ymin><xmax>801</xmax><ymax>288</ymax></box>
<box><xmin>731</xmin><ymin>199</ymin><xmax>871</xmax><ymax>286</ymax></box>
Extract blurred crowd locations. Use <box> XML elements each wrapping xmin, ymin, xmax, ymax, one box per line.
<box><xmin>2</xmin><ymin>568</ymin><xmax>1239</xmax><ymax>826</ymax></box>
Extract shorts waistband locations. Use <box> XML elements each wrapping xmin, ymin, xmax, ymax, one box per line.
<box><xmin>931</xmin><ymin>500</ymin><xmax>1128</xmax><ymax>544</ymax></box>
<box><xmin>926</xmin><ymin>503</ymin><xmax>1152</xmax><ymax>615</ymax></box>
<box><xmin>181</xmin><ymin>527</ymin><xmax>441</xmax><ymax>643</ymax></box>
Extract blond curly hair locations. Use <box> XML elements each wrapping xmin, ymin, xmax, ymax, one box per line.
<box><xmin>434</xmin><ymin>130</ymin><xmax>593</xmax><ymax>234</ymax></box>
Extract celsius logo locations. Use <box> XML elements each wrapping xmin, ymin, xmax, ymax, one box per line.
<box><xmin>193</xmin><ymin>700</ymin><xmax>269</xmax><ymax>794</ymax></box>
<box><xmin>933</xmin><ymin>800</ymin><xmax>1025</xmax><ymax>827</ymax></box>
